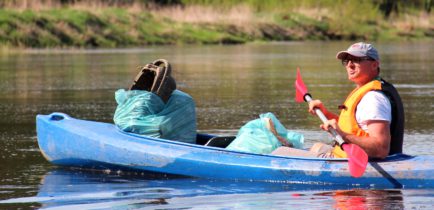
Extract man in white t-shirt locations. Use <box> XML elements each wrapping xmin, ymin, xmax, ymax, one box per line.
<box><xmin>272</xmin><ymin>42</ymin><xmax>403</xmax><ymax>159</ymax></box>
<box><xmin>307</xmin><ymin>42</ymin><xmax>404</xmax><ymax>159</ymax></box>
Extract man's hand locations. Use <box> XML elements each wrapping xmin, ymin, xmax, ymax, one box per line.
<box><xmin>319</xmin><ymin>119</ymin><xmax>346</xmax><ymax>138</ymax></box>
<box><xmin>308</xmin><ymin>99</ymin><xmax>326</xmax><ymax>115</ymax></box>
<box><xmin>308</xmin><ymin>100</ymin><xmax>339</xmax><ymax>120</ymax></box>
<box><xmin>320</xmin><ymin>119</ymin><xmax>391</xmax><ymax>159</ymax></box>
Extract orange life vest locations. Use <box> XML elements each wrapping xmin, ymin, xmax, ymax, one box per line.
<box><xmin>332</xmin><ymin>80</ymin><xmax>382</xmax><ymax>158</ymax></box>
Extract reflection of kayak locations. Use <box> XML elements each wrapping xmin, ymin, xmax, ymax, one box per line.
<box><xmin>29</xmin><ymin>169</ymin><xmax>403</xmax><ymax>209</ymax></box>
<box><xmin>36</xmin><ymin>113</ymin><xmax>434</xmax><ymax>188</ymax></box>
<box><xmin>34</xmin><ymin>169</ymin><xmax>290</xmax><ymax>208</ymax></box>
<box><xmin>36</xmin><ymin>169</ymin><xmax>339</xmax><ymax>201</ymax></box>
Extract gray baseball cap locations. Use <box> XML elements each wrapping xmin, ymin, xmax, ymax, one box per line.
<box><xmin>336</xmin><ymin>42</ymin><xmax>379</xmax><ymax>61</ymax></box>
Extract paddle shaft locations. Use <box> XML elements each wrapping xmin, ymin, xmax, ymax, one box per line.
<box><xmin>295</xmin><ymin>70</ymin><xmax>368</xmax><ymax>177</ymax></box>
<box><xmin>304</xmin><ymin>94</ymin><xmax>345</xmax><ymax>146</ymax></box>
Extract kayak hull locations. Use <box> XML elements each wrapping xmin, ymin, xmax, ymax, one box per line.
<box><xmin>36</xmin><ymin>113</ymin><xmax>434</xmax><ymax>188</ymax></box>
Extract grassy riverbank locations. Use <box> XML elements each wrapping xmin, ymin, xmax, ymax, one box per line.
<box><xmin>1</xmin><ymin>0</ymin><xmax>433</xmax><ymax>49</ymax></box>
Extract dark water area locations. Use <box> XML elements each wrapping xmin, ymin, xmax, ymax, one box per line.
<box><xmin>0</xmin><ymin>41</ymin><xmax>433</xmax><ymax>209</ymax></box>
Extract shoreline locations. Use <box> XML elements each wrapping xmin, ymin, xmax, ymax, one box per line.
<box><xmin>1</xmin><ymin>3</ymin><xmax>433</xmax><ymax>49</ymax></box>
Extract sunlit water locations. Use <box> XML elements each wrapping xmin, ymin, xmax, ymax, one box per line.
<box><xmin>0</xmin><ymin>41</ymin><xmax>433</xmax><ymax>209</ymax></box>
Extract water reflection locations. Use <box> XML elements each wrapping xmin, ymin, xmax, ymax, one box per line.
<box><xmin>33</xmin><ymin>169</ymin><xmax>330</xmax><ymax>207</ymax></box>
<box><xmin>0</xmin><ymin>169</ymin><xmax>411</xmax><ymax>209</ymax></box>
<box><xmin>316</xmin><ymin>189</ymin><xmax>404</xmax><ymax>209</ymax></box>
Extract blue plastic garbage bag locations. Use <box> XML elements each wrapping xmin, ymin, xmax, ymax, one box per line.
<box><xmin>113</xmin><ymin>89</ymin><xmax>196</xmax><ymax>144</ymax></box>
<box><xmin>226</xmin><ymin>112</ymin><xmax>304</xmax><ymax>154</ymax></box>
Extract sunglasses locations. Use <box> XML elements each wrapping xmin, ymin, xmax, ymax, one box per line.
<box><xmin>341</xmin><ymin>57</ymin><xmax>375</xmax><ymax>66</ymax></box>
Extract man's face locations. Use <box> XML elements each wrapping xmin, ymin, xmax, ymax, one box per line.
<box><xmin>341</xmin><ymin>55</ymin><xmax>379</xmax><ymax>86</ymax></box>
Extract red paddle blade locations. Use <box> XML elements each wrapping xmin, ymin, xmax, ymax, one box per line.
<box><xmin>342</xmin><ymin>144</ymin><xmax>368</xmax><ymax>178</ymax></box>
<box><xmin>295</xmin><ymin>68</ymin><xmax>308</xmax><ymax>103</ymax></box>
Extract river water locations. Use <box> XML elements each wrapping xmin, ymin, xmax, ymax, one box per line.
<box><xmin>0</xmin><ymin>41</ymin><xmax>433</xmax><ymax>209</ymax></box>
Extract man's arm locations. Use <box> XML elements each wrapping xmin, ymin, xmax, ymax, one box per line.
<box><xmin>326</xmin><ymin>120</ymin><xmax>391</xmax><ymax>159</ymax></box>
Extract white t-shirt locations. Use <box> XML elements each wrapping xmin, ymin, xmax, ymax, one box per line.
<box><xmin>355</xmin><ymin>91</ymin><xmax>392</xmax><ymax>132</ymax></box>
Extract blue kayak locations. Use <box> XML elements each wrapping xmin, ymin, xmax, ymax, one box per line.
<box><xmin>36</xmin><ymin>112</ymin><xmax>434</xmax><ymax>188</ymax></box>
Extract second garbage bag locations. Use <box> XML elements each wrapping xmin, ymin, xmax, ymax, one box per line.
<box><xmin>226</xmin><ymin>112</ymin><xmax>304</xmax><ymax>154</ymax></box>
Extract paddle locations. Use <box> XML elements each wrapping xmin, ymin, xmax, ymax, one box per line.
<box><xmin>294</xmin><ymin>68</ymin><xmax>368</xmax><ymax>178</ymax></box>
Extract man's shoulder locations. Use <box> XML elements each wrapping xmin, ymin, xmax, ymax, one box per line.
<box><xmin>357</xmin><ymin>90</ymin><xmax>392</xmax><ymax>123</ymax></box>
<box><xmin>363</xmin><ymin>90</ymin><xmax>391</xmax><ymax>104</ymax></box>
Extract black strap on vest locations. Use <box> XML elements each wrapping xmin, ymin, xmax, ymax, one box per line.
<box><xmin>380</xmin><ymin>78</ymin><xmax>405</xmax><ymax>155</ymax></box>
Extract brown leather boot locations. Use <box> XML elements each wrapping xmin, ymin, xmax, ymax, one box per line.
<box><xmin>129</xmin><ymin>59</ymin><xmax>177</xmax><ymax>103</ymax></box>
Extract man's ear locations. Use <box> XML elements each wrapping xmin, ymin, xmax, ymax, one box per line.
<box><xmin>372</xmin><ymin>61</ymin><xmax>380</xmax><ymax>73</ymax></box>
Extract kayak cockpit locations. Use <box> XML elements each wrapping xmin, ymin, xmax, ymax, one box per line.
<box><xmin>196</xmin><ymin>133</ymin><xmax>235</xmax><ymax>148</ymax></box>
<box><xmin>195</xmin><ymin>133</ymin><xmax>413</xmax><ymax>162</ymax></box>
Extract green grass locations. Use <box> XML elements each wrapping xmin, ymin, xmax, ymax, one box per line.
<box><xmin>0</xmin><ymin>0</ymin><xmax>432</xmax><ymax>49</ymax></box>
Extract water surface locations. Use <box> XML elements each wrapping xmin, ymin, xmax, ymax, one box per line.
<box><xmin>0</xmin><ymin>41</ymin><xmax>433</xmax><ymax>209</ymax></box>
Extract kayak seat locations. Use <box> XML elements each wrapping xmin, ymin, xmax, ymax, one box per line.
<box><xmin>204</xmin><ymin>136</ymin><xmax>236</xmax><ymax>148</ymax></box>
